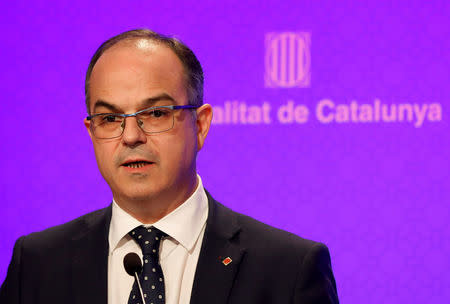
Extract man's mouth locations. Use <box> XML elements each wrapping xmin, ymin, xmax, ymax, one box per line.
<box><xmin>122</xmin><ymin>161</ymin><xmax>153</xmax><ymax>169</ymax></box>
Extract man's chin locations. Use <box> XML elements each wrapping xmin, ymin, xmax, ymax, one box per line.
<box><xmin>123</xmin><ymin>189</ymin><xmax>157</xmax><ymax>202</ymax></box>
<box><xmin>110</xmin><ymin>183</ymin><xmax>157</xmax><ymax>201</ymax></box>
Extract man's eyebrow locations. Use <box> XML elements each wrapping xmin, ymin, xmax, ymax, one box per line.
<box><xmin>94</xmin><ymin>93</ymin><xmax>176</xmax><ymax>113</ymax></box>
<box><xmin>92</xmin><ymin>100</ymin><xmax>122</xmax><ymax>113</ymax></box>
<box><xmin>141</xmin><ymin>93</ymin><xmax>176</xmax><ymax>107</ymax></box>
<box><xmin>92</xmin><ymin>93</ymin><xmax>177</xmax><ymax>114</ymax></box>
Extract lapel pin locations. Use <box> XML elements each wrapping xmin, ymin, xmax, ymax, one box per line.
<box><xmin>222</xmin><ymin>257</ymin><xmax>232</xmax><ymax>266</ymax></box>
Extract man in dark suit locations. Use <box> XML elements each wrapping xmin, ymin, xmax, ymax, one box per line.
<box><xmin>0</xmin><ymin>29</ymin><xmax>339</xmax><ymax>303</ymax></box>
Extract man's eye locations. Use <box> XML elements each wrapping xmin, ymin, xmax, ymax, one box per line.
<box><xmin>150</xmin><ymin>109</ymin><xmax>169</xmax><ymax>118</ymax></box>
<box><xmin>103</xmin><ymin>115</ymin><xmax>117</xmax><ymax>122</ymax></box>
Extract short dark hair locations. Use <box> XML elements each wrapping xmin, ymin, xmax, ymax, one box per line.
<box><xmin>85</xmin><ymin>29</ymin><xmax>204</xmax><ymax>113</ymax></box>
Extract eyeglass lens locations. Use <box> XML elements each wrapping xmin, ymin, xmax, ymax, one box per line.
<box><xmin>91</xmin><ymin>107</ymin><xmax>175</xmax><ymax>139</ymax></box>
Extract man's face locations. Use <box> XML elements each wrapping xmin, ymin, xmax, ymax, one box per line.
<box><xmin>85</xmin><ymin>40</ymin><xmax>206</xmax><ymax>205</ymax></box>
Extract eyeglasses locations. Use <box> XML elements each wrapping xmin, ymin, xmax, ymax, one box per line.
<box><xmin>86</xmin><ymin>105</ymin><xmax>199</xmax><ymax>139</ymax></box>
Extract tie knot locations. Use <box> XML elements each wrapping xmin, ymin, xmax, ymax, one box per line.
<box><xmin>129</xmin><ymin>226</ymin><xmax>167</xmax><ymax>255</ymax></box>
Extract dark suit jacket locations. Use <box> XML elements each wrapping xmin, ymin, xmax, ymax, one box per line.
<box><xmin>0</xmin><ymin>192</ymin><xmax>339</xmax><ymax>303</ymax></box>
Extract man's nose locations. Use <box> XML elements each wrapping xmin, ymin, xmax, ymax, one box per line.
<box><xmin>121</xmin><ymin>117</ymin><xmax>147</xmax><ymax>146</ymax></box>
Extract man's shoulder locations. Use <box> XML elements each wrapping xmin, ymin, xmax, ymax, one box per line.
<box><xmin>211</xmin><ymin>197</ymin><xmax>324</xmax><ymax>257</ymax></box>
<box><xmin>19</xmin><ymin>206</ymin><xmax>111</xmax><ymax>250</ymax></box>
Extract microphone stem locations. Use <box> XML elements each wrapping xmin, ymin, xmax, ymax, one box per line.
<box><xmin>134</xmin><ymin>272</ymin><xmax>147</xmax><ymax>304</ymax></box>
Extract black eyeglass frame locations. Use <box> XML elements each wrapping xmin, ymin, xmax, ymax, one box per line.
<box><xmin>86</xmin><ymin>104</ymin><xmax>199</xmax><ymax>139</ymax></box>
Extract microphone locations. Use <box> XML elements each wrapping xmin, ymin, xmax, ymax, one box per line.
<box><xmin>124</xmin><ymin>252</ymin><xmax>146</xmax><ymax>304</ymax></box>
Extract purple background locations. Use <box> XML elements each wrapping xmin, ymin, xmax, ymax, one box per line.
<box><xmin>1</xmin><ymin>1</ymin><xmax>449</xmax><ymax>303</ymax></box>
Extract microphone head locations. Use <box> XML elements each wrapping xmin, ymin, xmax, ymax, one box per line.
<box><xmin>123</xmin><ymin>252</ymin><xmax>142</xmax><ymax>276</ymax></box>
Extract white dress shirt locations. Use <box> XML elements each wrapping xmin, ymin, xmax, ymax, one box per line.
<box><xmin>108</xmin><ymin>175</ymin><xmax>209</xmax><ymax>304</ymax></box>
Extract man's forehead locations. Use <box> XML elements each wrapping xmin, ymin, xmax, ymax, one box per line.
<box><xmin>88</xmin><ymin>38</ymin><xmax>188</xmax><ymax>110</ymax></box>
<box><xmin>99</xmin><ymin>39</ymin><xmax>165</xmax><ymax>63</ymax></box>
<box><xmin>107</xmin><ymin>38</ymin><xmax>161</xmax><ymax>53</ymax></box>
<box><xmin>91</xmin><ymin>39</ymin><xmax>183</xmax><ymax>79</ymax></box>
<box><xmin>134</xmin><ymin>38</ymin><xmax>159</xmax><ymax>51</ymax></box>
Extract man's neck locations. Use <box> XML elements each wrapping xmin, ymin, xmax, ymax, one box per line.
<box><xmin>114</xmin><ymin>176</ymin><xmax>199</xmax><ymax>224</ymax></box>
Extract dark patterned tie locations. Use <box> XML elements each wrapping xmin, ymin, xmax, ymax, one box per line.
<box><xmin>128</xmin><ymin>226</ymin><xmax>167</xmax><ymax>304</ymax></box>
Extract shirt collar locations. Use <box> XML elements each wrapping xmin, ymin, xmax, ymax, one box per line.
<box><xmin>109</xmin><ymin>175</ymin><xmax>208</xmax><ymax>253</ymax></box>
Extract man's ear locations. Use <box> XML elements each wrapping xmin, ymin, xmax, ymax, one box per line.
<box><xmin>195</xmin><ymin>104</ymin><xmax>213</xmax><ymax>151</ymax></box>
<box><xmin>84</xmin><ymin>118</ymin><xmax>94</xmax><ymax>140</ymax></box>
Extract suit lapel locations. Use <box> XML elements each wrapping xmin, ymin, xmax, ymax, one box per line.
<box><xmin>71</xmin><ymin>206</ymin><xmax>111</xmax><ymax>304</ymax></box>
<box><xmin>190</xmin><ymin>192</ymin><xmax>246</xmax><ymax>304</ymax></box>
